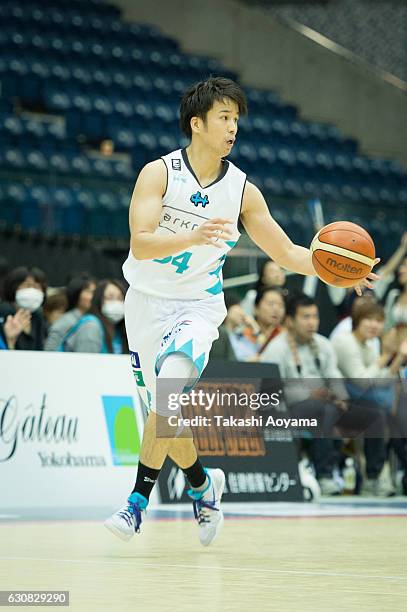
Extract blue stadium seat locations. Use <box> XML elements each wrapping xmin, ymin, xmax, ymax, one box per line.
<box><xmin>49</xmin><ymin>152</ymin><xmax>71</xmax><ymax>174</ymax></box>
<box><xmin>25</xmin><ymin>149</ymin><xmax>48</xmax><ymax>172</ymax></box>
<box><xmin>276</xmin><ymin>147</ymin><xmax>296</xmax><ymax>167</ymax></box>
<box><xmin>25</xmin><ymin>119</ymin><xmax>46</xmax><ymax>139</ymax></box>
<box><xmin>314</xmin><ymin>152</ymin><xmax>334</xmax><ymax>171</ymax></box>
<box><xmin>264</xmin><ymin>176</ymin><xmax>284</xmax><ymax>196</ymax></box>
<box><xmin>3</xmin><ymin>147</ymin><xmax>25</xmax><ymax>169</ymax></box>
<box><xmin>282</xmin><ymin>178</ymin><xmax>304</xmax><ymax>198</ymax></box>
<box><xmin>70</xmin><ymin>154</ymin><xmax>92</xmax><ymax>176</ymax></box>
<box><xmin>258</xmin><ymin>144</ymin><xmax>276</xmax><ymax>166</ymax></box>
<box><xmin>112</xmin><ymin>71</ymin><xmax>132</xmax><ymax>91</ymax></box>
<box><xmin>4</xmin><ymin>115</ymin><xmax>24</xmax><ymax>137</ymax></box>
<box><xmin>0</xmin><ymin>183</ymin><xmax>25</xmax><ymax>224</ymax></box>
<box><xmin>19</xmin><ymin>184</ymin><xmax>44</xmax><ymax>230</ymax></box>
<box><xmin>398</xmin><ymin>189</ymin><xmax>407</xmax><ymax>204</ymax></box>
<box><xmin>46</xmin><ymin>88</ymin><xmax>72</xmax><ymax>111</ymax></box>
<box><xmin>111</xmin><ymin>99</ymin><xmax>132</xmax><ymax>120</ymax></box>
<box><xmin>47</xmin><ymin>120</ymin><xmax>67</xmax><ymax>142</ymax></box>
<box><xmin>90</xmin><ymin>157</ymin><xmax>115</xmax><ymax>178</ymax></box>
<box><xmin>133</xmin><ymin>102</ymin><xmax>154</xmax><ymax>124</ymax></box>
<box><xmin>352</xmin><ymin>155</ymin><xmax>371</xmax><ymax>175</ymax></box>
<box><xmin>54</xmin><ymin>187</ymin><xmax>84</xmax><ymax>234</ymax></box>
<box><xmin>238</xmin><ymin>143</ymin><xmax>259</xmax><ymax>166</ymax></box>
<box><xmin>296</xmin><ymin>149</ymin><xmax>316</xmax><ymax>169</ymax></box>
<box><xmin>109</xmin><ymin>127</ymin><xmax>136</xmax><ymax>150</ymax></box>
<box><xmin>111</xmin><ymin>159</ymin><xmax>133</xmax><ymax>180</ymax></box>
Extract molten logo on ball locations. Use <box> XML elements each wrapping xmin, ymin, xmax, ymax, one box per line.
<box><xmin>310</xmin><ymin>221</ymin><xmax>375</xmax><ymax>288</ymax></box>
<box><xmin>326</xmin><ymin>258</ymin><xmax>363</xmax><ymax>276</ymax></box>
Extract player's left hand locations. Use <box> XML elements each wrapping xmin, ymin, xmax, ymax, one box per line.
<box><xmin>353</xmin><ymin>257</ymin><xmax>380</xmax><ymax>296</ymax></box>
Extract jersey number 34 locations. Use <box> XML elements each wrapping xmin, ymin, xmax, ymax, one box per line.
<box><xmin>153</xmin><ymin>251</ymin><xmax>192</xmax><ymax>274</ymax></box>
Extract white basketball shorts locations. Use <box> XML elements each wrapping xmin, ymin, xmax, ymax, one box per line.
<box><xmin>124</xmin><ymin>288</ymin><xmax>227</xmax><ymax>414</ymax></box>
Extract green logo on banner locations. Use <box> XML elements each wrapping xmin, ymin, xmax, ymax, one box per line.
<box><xmin>102</xmin><ymin>396</ymin><xmax>141</xmax><ymax>466</ymax></box>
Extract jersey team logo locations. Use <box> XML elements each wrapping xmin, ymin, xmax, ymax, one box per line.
<box><xmin>190</xmin><ymin>191</ymin><xmax>209</xmax><ymax>208</ymax></box>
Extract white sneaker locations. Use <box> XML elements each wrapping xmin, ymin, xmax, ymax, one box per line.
<box><xmin>188</xmin><ymin>468</ymin><xmax>225</xmax><ymax>547</ymax></box>
<box><xmin>319</xmin><ymin>477</ymin><xmax>342</xmax><ymax>496</ymax></box>
<box><xmin>104</xmin><ymin>492</ymin><xmax>148</xmax><ymax>542</ymax></box>
<box><xmin>298</xmin><ymin>459</ymin><xmax>321</xmax><ymax>502</ymax></box>
<box><xmin>362</xmin><ymin>478</ymin><xmax>396</xmax><ymax>498</ymax></box>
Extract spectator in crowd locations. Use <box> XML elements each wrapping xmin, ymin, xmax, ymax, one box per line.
<box><xmin>62</xmin><ymin>279</ymin><xmax>128</xmax><ymax>354</ymax></box>
<box><xmin>212</xmin><ymin>287</ymin><xmax>285</xmax><ymax>361</ymax></box>
<box><xmin>260</xmin><ymin>293</ymin><xmax>387</xmax><ymax>496</ymax></box>
<box><xmin>328</xmin><ymin>231</ymin><xmax>407</xmax><ymax>323</ymax></box>
<box><xmin>251</xmin><ymin>286</ymin><xmax>286</xmax><ymax>359</ymax></box>
<box><xmin>374</xmin><ymin>230</ymin><xmax>407</xmax><ymax>301</ymax></box>
<box><xmin>330</xmin><ymin>292</ymin><xmax>380</xmax><ymax>355</ymax></box>
<box><xmin>210</xmin><ymin>293</ymin><xmax>259</xmax><ymax>361</ymax></box>
<box><xmin>332</xmin><ymin>301</ymin><xmax>407</xmax><ymax>495</ymax></box>
<box><xmin>44</xmin><ymin>273</ymin><xmax>96</xmax><ymax>351</ymax></box>
<box><xmin>0</xmin><ymin>266</ymin><xmax>47</xmax><ymax>350</ymax></box>
<box><xmin>42</xmin><ymin>290</ymin><xmax>68</xmax><ymax>327</ymax></box>
<box><xmin>241</xmin><ymin>259</ymin><xmax>287</xmax><ymax>315</ymax></box>
<box><xmin>333</xmin><ymin>302</ymin><xmax>407</xmax><ymax>384</ymax></box>
<box><xmin>383</xmin><ymin>254</ymin><xmax>407</xmax><ymax>344</ymax></box>
<box><xmin>0</xmin><ymin>309</ymin><xmax>32</xmax><ymax>350</ymax></box>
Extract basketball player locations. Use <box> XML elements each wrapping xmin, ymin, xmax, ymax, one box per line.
<box><xmin>105</xmin><ymin>77</ymin><xmax>378</xmax><ymax>546</ymax></box>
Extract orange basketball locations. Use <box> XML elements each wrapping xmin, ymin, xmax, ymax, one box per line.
<box><xmin>310</xmin><ymin>221</ymin><xmax>376</xmax><ymax>288</ymax></box>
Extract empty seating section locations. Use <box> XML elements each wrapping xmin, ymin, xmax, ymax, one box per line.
<box><xmin>0</xmin><ymin>0</ymin><xmax>405</xmax><ymax>256</ymax></box>
<box><xmin>267</xmin><ymin>0</ymin><xmax>407</xmax><ymax>83</ymax></box>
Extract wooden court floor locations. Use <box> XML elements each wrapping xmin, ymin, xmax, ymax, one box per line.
<box><xmin>1</xmin><ymin>514</ymin><xmax>407</xmax><ymax>612</ymax></box>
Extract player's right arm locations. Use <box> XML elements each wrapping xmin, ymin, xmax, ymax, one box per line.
<box><xmin>129</xmin><ymin>160</ymin><xmax>233</xmax><ymax>260</ymax></box>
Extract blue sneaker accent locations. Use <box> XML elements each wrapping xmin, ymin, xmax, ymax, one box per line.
<box><xmin>191</xmin><ymin>497</ymin><xmax>220</xmax><ymax>524</ymax></box>
<box><xmin>187</xmin><ymin>471</ymin><xmax>211</xmax><ymax>500</ymax></box>
<box><xmin>187</xmin><ymin>473</ymin><xmax>220</xmax><ymax>526</ymax></box>
<box><xmin>121</xmin><ymin>492</ymin><xmax>148</xmax><ymax>533</ymax></box>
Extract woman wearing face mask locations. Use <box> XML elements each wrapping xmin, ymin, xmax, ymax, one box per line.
<box><xmin>63</xmin><ymin>279</ymin><xmax>128</xmax><ymax>354</ymax></box>
<box><xmin>0</xmin><ymin>266</ymin><xmax>47</xmax><ymax>350</ymax></box>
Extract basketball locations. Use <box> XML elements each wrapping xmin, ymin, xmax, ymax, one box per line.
<box><xmin>310</xmin><ymin>221</ymin><xmax>376</xmax><ymax>288</ymax></box>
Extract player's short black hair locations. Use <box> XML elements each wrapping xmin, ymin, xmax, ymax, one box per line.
<box><xmin>286</xmin><ymin>293</ymin><xmax>317</xmax><ymax>318</ymax></box>
<box><xmin>180</xmin><ymin>76</ymin><xmax>248</xmax><ymax>139</ymax></box>
<box><xmin>2</xmin><ymin>266</ymin><xmax>47</xmax><ymax>302</ymax></box>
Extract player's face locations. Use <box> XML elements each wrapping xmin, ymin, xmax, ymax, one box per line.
<box><xmin>201</xmin><ymin>98</ymin><xmax>239</xmax><ymax>156</ymax></box>
<box><xmin>292</xmin><ymin>305</ymin><xmax>320</xmax><ymax>342</ymax></box>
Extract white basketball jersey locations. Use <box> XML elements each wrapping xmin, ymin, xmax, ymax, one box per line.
<box><xmin>123</xmin><ymin>148</ymin><xmax>246</xmax><ymax>300</ymax></box>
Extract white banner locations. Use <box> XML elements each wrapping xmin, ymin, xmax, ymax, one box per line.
<box><xmin>0</xmin><ymin>351</ymin><xmax>156</xmax><ymax>509</ymax></box>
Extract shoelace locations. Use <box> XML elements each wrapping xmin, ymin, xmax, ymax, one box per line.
<box><xmin>192</xmin><ymin>498</ymin><xmax>218</xmax><ymax>525</ymax></box>
<box><xmin>118</xmin><ymin>502</ymin><xmax>143</xmax><ymax>533</ymax></box>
